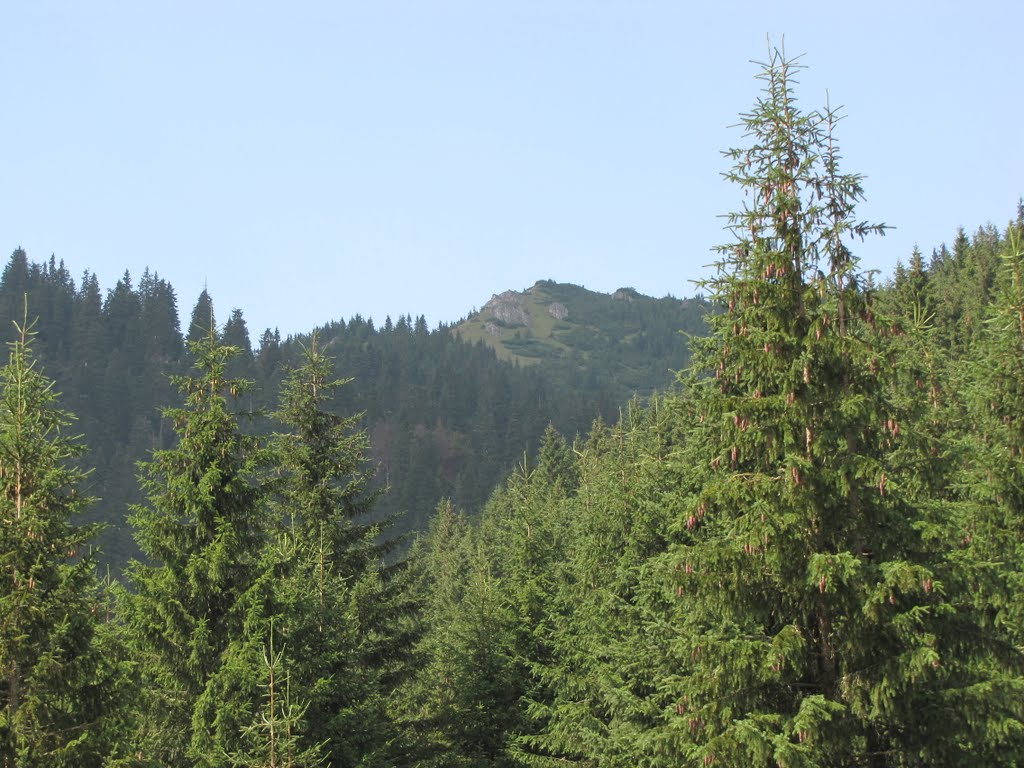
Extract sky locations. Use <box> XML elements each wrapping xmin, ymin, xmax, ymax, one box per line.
<box><xmin>2</xmin><ymin>1</ymin><xmax>1021</xmax><ymax>340</ymax></box>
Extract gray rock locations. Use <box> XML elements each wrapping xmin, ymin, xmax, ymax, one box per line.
<box><xmin>485</xmin><ymin>290</ymin><xmax>530</xmax><ymax>326</ymax></box>
<box><xmin>548</xmin><ymin>302</ymin><xmax>568</xmax><ymax>320</ymax></box>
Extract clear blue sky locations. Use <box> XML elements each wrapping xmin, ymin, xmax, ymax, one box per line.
<box><xmin>2</xmin><ymin>2</ymin><xmax>1021</xmax><ymax>339</ymax></box>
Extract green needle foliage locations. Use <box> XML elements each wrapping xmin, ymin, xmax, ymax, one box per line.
<box><xmin>262</xmin><ymin>332</ymin><xmax>406</xmax><ymax>767</ymax></box>
<box><xmin>962</xmin><ymin>225</ymin><xmax>1024</xmax><ymax>628</ymax></box>
<box><xmin>624</xmin><ymin>48</ymin><xmax>1022</xmax><ymax>767</ymax></box>
<box><xmin>0</xmin><ymin>317</ymin><xmax>123</xmax><ymax>767</ymax></box>
<box><xmin>955</xmin><ymin>224</ymin><xmax>1024</xmax><ymax>718</ymax></box>
<box><xmin>3</xmin><ymin>45</ymin><xmax>1024</xmax><ymax>768</ymax></box>
<box><xmin>120</xmin><ymin>330</ymin><xmax>267</xmax><ymax>766</ymax></box>
<box><xmin>224</xmin><ymin>635</ymin><xmax>327</xmax><ymax>768</ymax></box>
<box><xmin>398</xmin><ymin>496</ymin><xmax>522</xmax><ymax>768</ymax></box>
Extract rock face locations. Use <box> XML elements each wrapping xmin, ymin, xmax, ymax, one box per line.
<box><xmin>548</xmin><ymin>302</ymin><xmax>568</xmax><ymax>320</ymax></box>
<box><xmin>612</xmin><ymin>288</ymin><xmax>639</xmax><ymax>301</ymax></box>
<box><xmin>484</xmin><ymin>321</ymin><xmax>502</xmax><ymax>337</ymax></box>
<box><xmin>485</xmin><ymin>290</ymin><xmax>530</xmax><ymax>327</ymax></box>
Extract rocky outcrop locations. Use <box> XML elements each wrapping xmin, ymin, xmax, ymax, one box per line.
<box><xmin>548</xmin><ymin>302</ymin><xmax>568</xmax><ymax>320</ymax></box>
<box><xmin>485</xmin><ymin>290</ymin><xmax>530</xmax><ymax>326</ymax></box>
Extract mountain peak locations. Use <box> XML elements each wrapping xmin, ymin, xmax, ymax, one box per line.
<box><xmin>454</xmin><ymin>281</ymin><xmax>709</xmax><ymax>387</ymax></box>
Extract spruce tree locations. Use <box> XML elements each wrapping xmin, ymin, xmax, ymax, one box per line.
<box><xmin>120</xmin><ymin>329</ymin><xmax>266</xmax><ymax>766</ymax></box>
<box><xmin>535</xmin><ymin>423</ymin><xmax>578</xmax><ymax>493</ymax></box>
<box><xmin>0</xmin><ymin>317</ymin><xmax>123</xmax><ymax>766</ymax></box>
<box><xmin>519</xmin><ymin>403</ymin><xmax>681</xmax><ymax>767</ymax></box>
<box><xmin>964</xmin><ymin>224</ymin><xmax>1024</xmax><ymax>635</ymax></box>
<box><xmin>223</xmin><ymin>635</ymin><xmax>327</xmax><ymax>768</ymax></box>
<box><xmin>953</xmin><ymin>222</ymin><xmax>1024</xmax><ymax>757</ymax></box>
<box><xmin>626</xmin><ymin>49</ymin><xmax>988</xmax><ymax>765</ymax></box>
<box><xmin>188</xmin><ymin>289</ymin><xmax>216</xmax><ymax>343</ymax></box>
<box><xmin>261</xmin><ymin>332</ymin><xmax>404</xmax><ymax>766</ymax></box>
<box><xmin>398</xmin><ymin>498</ymin><xmax>519</xmax><ymax>768</ymax></box>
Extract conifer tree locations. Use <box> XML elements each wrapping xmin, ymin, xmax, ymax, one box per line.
<box><xmin>0</xmin><ymin>252</ymin><xmax>31</xmax><ymax>346</ymax></box>
<box><xmin>223</xmin><ymin>636</ymin><xmax>327</xmax><ymax>768</ymax></box>
<box><xmin>0</xmin><ymin>317</ymin><xmax>123</xmax><ymax>766</ymax></box>
<box><xmin>120</xmin><ymin>329</ymin><xmax>266</xmax><ymax>766</ymax></box>
<box><xmin>472</xmin><ymin>457</ymin><xmax>566</xmax><ymax>766</ymax></box>
<box><xmin>519</xmin><ymin>403</ymin><xmax>681</xmax><ymax>767</ymax></box>
<box><xmin>877</xmin><ymin>247</ymin><xmax>959</xmax><ymax>510</ymax></box>
<box><xmin>624</xmin><ymin>49</ymin><xmax>997</xmax><ymax>765</ymax></box>
<box><xmin>394</xmin><ymin>499</ymin><xmax>474</xmax><ymax>766</ymax></box>
<box><xmin>138</xmin><ymin>268</ymin><xmax>183</xmax><ymax>367</ymax></box>
<box><xmin>398</xmin><ymin>498</ymin><xmax>520</xmax><ymax>768</ymax></box>
<box><xmin>964</xmin><ymin>224</ymin><xmax>1024</xmax><ymax>629</ymax></box>
<box><xmin>953</xmin><ymin>223</ymin><xmax>1024</xmax><ymax>750</ymax></box>
<box><xmin>261</xmin><ymin>333</ymin><xmax>405</xmax><ymax>766</ymax></box>
<box><xmin>223</xmin><ymin>310</ymin><xmax>254</xmax><ymax>360</ymax></box>
<box><xmin>535</xmin><ymin>424</ymin><xmax>578</xmax><ymax>493</ymax></box>
<box><xmin>189</xmin><ymin>289</ymin><xmax>216</xmax><ymax>343</ymax></box>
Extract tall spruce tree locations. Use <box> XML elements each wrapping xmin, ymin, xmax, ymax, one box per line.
<box><xmin>120</xmin><ymin>329</ymin><xmax>266</xmax><ymax>766</ymax></box>
<box><xmin>0</xmin><ymin>317</ymin><xmax>123</xmax><ymax>766</ymax></box>
<box><xmin>261</xmin><ymin>333</ymin><xmax>406</xmax><ymax>767</ymax></box>
<box><xmin>624</xmin><ymin>49</ymin><xmax>995</xmax><ymax>765</ymax></box>
<box><xmin>963</xmin><ymin>224</ymin><xmax>1024</xmax><ymax>636</ymax></box>
<box><xmin>223</xmin><ymin>635</ymin><xmax>328</xmax><ymax>768</ymax></box>
<box><xmin>188</xmin><ymin>289</ymin><xmax>216</xmax><ymax>344</ymax></box>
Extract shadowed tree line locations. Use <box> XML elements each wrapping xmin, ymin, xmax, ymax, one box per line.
<box><xmin>0</xmin><ymin>252</ymin><xmax>705</xmax><ymax>572</ymax></box>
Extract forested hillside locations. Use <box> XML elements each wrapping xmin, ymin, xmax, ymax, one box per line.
<box><xmin>0</xmin><ymin>255</ymin><xmax>705</xmax><ymax>571</ymax></box>
<box><xmin>394</xmin><ymin>56</ymin><xmax>1024</xmax><ymax>765</ymax></box>
<box><xmin>1</xmin><ymin>49</ymin><xmax>1023</xmax><ymax>766</ymax></box>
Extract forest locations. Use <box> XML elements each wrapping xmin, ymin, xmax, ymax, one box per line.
<box><xmin>2</xmin><ymin>50</ymin><xmax>1024</xmax><ymax>766</ymax></box>
<box><xmin>0</xmin><ymin>250</ymin><xmax>708</xmax><ymax>574</ymax></box>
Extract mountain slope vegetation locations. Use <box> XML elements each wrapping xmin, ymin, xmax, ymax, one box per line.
<box><xmin>2</xmin><ymin>48</ymin><xmax>1023</xmax><ymax>766</ymax></box>
<box><xmin>0</xmin><ymin>257</ymin><xmax>705</xmax><ymax>570</ymax></box>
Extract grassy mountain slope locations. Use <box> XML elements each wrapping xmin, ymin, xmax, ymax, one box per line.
<box><xmin>455</xmin><ymin>279</ymin><xmax>710</xmax><ymax>400</ymax></box>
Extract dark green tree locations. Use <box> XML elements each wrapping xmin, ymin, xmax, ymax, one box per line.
<box><xmin>954</xmin><ymin>223</ymin><xmax>1024</xmax><ymax>742</ymax></box>
<box><xmin>188</xmin><ymin>289</ymin><xmax>216</xmax><ymax>343</ymax></box>
<box><xmin>397</xmin><ymin>498</ymin><xmax>519</xmax><ymax>768</ymax></box>
<box><xmin>517</xmin><ymin>404</ymin><xmax>679</xmax><ymax>766</ymax></box>
<box><xmin>0</xmin><ymin>317</ymin><xmax>124</xmax><ymax>766</ymax></box>
<box><xmin>256</xmin><ymin>328</ymin><xmax>283</xmax><ymax>383</ymax></box>
<box><xmin>965</xmin><ymin>224</ymin><xmax>1024</xmax><ymax>624</ymax></box>
<box><xmin>120</xmin><ymin>330</ymin><xmax>267</xmax><ymax>766</ymax></box>
<box><xmin>223</xmin><ymin>635</ymin><xmax>327</xmax><ymax>768</ymax></box>
<box><xmin>138</xmin><ymin>268</ymin><xmax>183</xmax><ymax>368</ymax></box>
<box><xmin>617</xmin><ymin>49</ymin><xmax>1000</xmax><ymax>766</ymax></box>
<box><xmin>260</xmin><ymin>333</ymin><xmax>407</xmax><ymax>766</ymax></box>
<box><xmin>223</xmin><ymin>309</ymin><xmax>257</xmax><ymax>385</ymax></box>
<box><xmin>0</xmin><ymin>251</ymin><xmax>31</xmax><ymax>347</ymax></box>
<box><xmin>223</xmin><ymin>310</ymin><xmax>253</xmax><ymax>359</ymax></box>
<box><xmin>535</xmin><ymin>423</ymin><xmax>578</xmax><ymax>493</ymax></box>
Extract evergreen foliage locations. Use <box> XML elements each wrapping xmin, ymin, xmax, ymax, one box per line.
<box><xmin>622</xmin><ymin>48</ymin><xmax>1018</xmax><ymax>766</ymax></box>
<box><xmin>119</xmin><ymin>330</ymin><xmax>266</xmax><ymax>765</ymax></box>
<box><xmin>0</xmin><ymin>316</ymin><xmax>124</xmax><ymax>766</ymax></box>
<box><xmin>2</xmin><ymin>45</ymin><xmax>1024</xmax><ymax>767</ymax></box>
<box><xmin>518</xmin><ymin>404</ymin><xmax>680</xmax><ymax>767</ymax></box>
<box><xmin>397</xmin><ymin>497</ymin><xmax>521</xmax><ymax>767</ymax></box>
<box><xmin>963</xmin><ymin>224</ymin><xmax>1024</xmax><ymax>639</ymax></box>
<box><xmin>0</xmin><ymin>252</ymin><xmax>664</xmax><ymax>571</ymax></box>
<box><xmin>259</xmin><ymin>333</ymin><xmax>409</xmax><ymax>767</ymax></box>
<box><xmin>223</xmin><ymin>635</ymin><xmax>328</xmax><ymax>768</ymax></box>
<box><xmin>401</xmin><ymin>50</ymin><xmax>1024</xmax><ymax>767</ymax></box>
